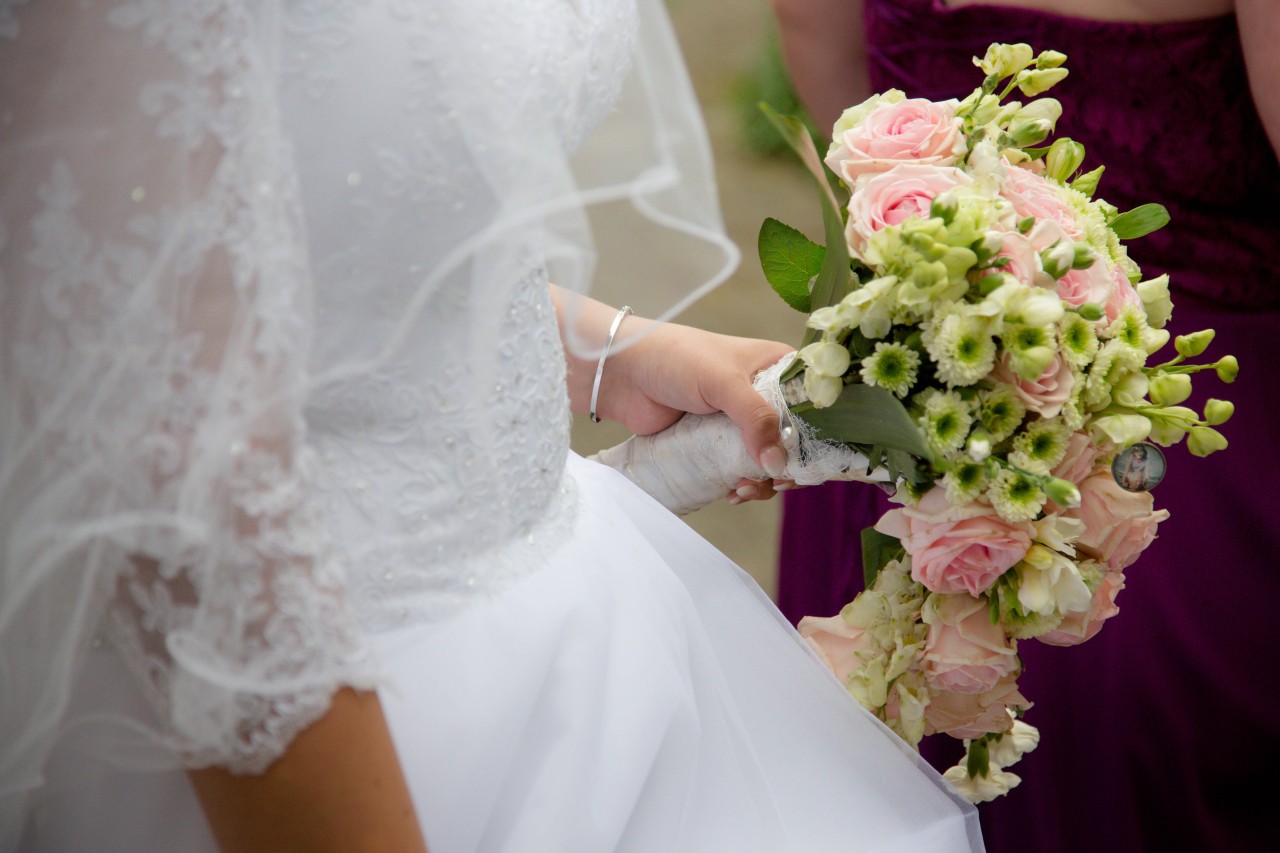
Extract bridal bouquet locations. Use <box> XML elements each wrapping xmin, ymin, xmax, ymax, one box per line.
<box><xmin>753</xmin><ymin>44</ymin><xmax>1239</xmax><ymax>802</ymax></box>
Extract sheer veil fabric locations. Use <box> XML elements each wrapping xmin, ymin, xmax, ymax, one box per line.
<box><xmin>1</xmin><ymin>1</ymin><xmax>981</xmax><ymax>849</ymax></box>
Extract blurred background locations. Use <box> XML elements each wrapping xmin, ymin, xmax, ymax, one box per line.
<box><xmin>569</xmin><ymin>1</ymin><xmax>820</xmax><ymax>598</ymax></box>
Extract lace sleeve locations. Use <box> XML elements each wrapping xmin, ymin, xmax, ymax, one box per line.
<box><xmin>0</xmin><ymin>0</ymin><xmax>373</xmax><ymax>834</ymax></box>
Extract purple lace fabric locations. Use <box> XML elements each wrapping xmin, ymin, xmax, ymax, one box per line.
<box><xmin>778</xmin><ymin>2</ymin><xmax>1280</xmax><ymax>850</ymax></box>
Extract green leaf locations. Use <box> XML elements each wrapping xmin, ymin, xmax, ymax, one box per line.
<box><xmin>861</xmin><ymin>527</ymin><xmax>903</xmax><ymax>590</ymax></box>
<box><xmin>790</xmin><ymin>384</ymin><xmax>933</xmax><ymax>460</ymax></box>
<box><xmin>966</xmin><ymin>737</ymin><xmax>992</xmax><ymax>780</ymax></box>
<box><xmin>1109</xmin><ymin>203</ymin><xmax>1170</xmax><ymax>240</ymax></box>
<box><xmin>758</xmin><ymin>103</ymin><xmax>852</xmax><ymax>348</ymax></box>
<box><xmin>758</xmin><ymin>217</ymin><xmax>824</xmax><ymax>313</ymax></box>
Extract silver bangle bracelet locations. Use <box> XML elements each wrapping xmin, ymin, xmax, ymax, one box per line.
<box><xmin>589</xmin><ymin>305</ymin><xmax>632</xmax><ymax>423</ymax></box>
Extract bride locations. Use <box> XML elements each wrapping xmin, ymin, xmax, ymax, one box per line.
<box><xmin>0</xmin><ymin>1</ymin><xmax>982</xmax><ymax>850</ymax></box>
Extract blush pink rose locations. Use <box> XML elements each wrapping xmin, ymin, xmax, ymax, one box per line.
<box><xmin>1052</xmin><ymin>431</ymin><xmax>1107</xmax><ymax>485</ymax></box>
<box><xmin>923</xmin><ymin>594</ymin><xmax>1020</xmax><ymax>693</ymax></box>
<box><xmin>875</xmin><ymin>487</ymin><xmax>1033</xmax><ymax>596</ymax></box>
<box><xmin>845</xmin><ymin>164</ymin><xmax>974</xmax><ymax>258</ymax></box>
<box><xmin>925</xmin><ymin>673</ymin><xmax>1031</xmax><ymax>739</ymax></box>
<box><xmin>1065</xmin><ymin>469</ymin><xmax>1170</xmax><ymax>570</ymax></box>
<box><xmin>798</xmin><ymin>613</ymin><xmax>873</xmax><ymax>684</ymax></box>
<box><xmin>992</xmin><ymin>350</ymin><xmax>1077</xmax><ymax>418</ymax></box>
<box><xmin>1104</xmin><ymin>265</ymin><xmax>1143</xmax><ymax>322</ymax></box>
<box><xmin>826</xmin><ymin>98</ymin><xmax>965</xmax><ymax>184</ymax></box>
<box><xmin>984</xmin><ymin>231</ymin><xmax>1051</xmax><ymax>289</ymax></box>
<box><xmin>1003</xmin><ymin>164</ymin><xmax>1084</xmax><ymax>241</ymax></box>
<box><xmin>1026</xmin><ymin>220</ymin><xmax>1112</xmax><ymax>308</ymax></box>
<box><xmin>1039</xmin><ymin>569</ymin><xmax>1125</xmax><ymax>646</ymax></box>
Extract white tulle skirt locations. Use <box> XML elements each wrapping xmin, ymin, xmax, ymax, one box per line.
<box><xmin>19</xmin><ymin>454</ymin><xmax>982</xmax><ymax>852</ymax></box>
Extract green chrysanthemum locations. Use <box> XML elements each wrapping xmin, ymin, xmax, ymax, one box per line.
<box><xmin>1083</xmin><ymin>339</ymin><xmax>1144</xmax><ymax>410</ymax></box>
<box><xmin>1009</xmin><ymin>418</ymin><xmax>1071</xmax><ymax>474</ymax></box>
<box><xmin>1002</xmin><ymin>323</ymin><xmax>1057</xmax><ymax>380</ymax></box>
<box><xmin>978</xmin><ymin>384</ymin><xmax>1027</xmax><ymax>443</ymax></box>
<box><xmin>860</xmin><ymin>342</ymin><xmax>921</xmax><ymax>398</ymax></box>
<box><xmin>1059</xmin><ymin>312</ymin><xmax>1099</xmax><ymax>368</ymax></box>
<box><xmin>925</xmin><ymin>312</ymin><xmax>997</xmax><ymax>387</ymax></box>
<box><xmin>916</xmin><ymin>388</ymin><xmax>975</xmax><ymax>456</ymax></box>
<box><xmin>943</xmin><ymin>458</ymin><xmax>989</xmax><ymax>505</ymax></box>
<box><xmin>987</xmin><ymin>467</ymin><xmax>1046</xmax><ymax>522</ymax></box>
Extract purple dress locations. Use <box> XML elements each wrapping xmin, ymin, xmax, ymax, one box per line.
<box><xmin>777</xmin><ymin>1</ymin><xmax>1280</xmax><ymax>849</ymax></box>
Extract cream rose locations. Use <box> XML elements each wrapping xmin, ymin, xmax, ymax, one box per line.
<box><xmin>826</xmin><ymin>97</ymin><xmax>965</xmax><ymax>184</ymax></box>
<box><xmin>1066</xmin><ymin>469</ymin><xmax>1170</xmax><ymax>570</ymax></box>
<box><xmin>925</xmin><ymin>673</ymin><xmax>1030</xmax><ymax>739</ymax></box>
<box><xmin>845</xmin><ymin>164</ymin><xmax>975</xmax><ymax>259</ymax></box>
<box><xmin>992</xmin><ymin>349</ymin><xmax>1076</xmax><ymax>418</ymax></box>
<box><xmin>797</xmin><ymin>613</ymin><xmax>873</xmax><ymax>684</ymax></box>
<box><xmin>1039</xmin><ymin>568</ymin><xmax>1125</xmax><ymax>646</ymax></box>
<box><xmin>922</xmin><ymin>594</ymin><xmax>1020</xmax><ymax>693</ymax></box>
<box><xmin>875</xmin><ymin>487</ymin><xmax>1033</xmax><ymax>596</ymax></box>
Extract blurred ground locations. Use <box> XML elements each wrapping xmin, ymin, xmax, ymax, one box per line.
<box><xmin>569</xmin><ymin>1</ymin><xmax>819</xmax><ymax>597</ymax></box>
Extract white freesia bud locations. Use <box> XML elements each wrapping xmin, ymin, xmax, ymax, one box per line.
<box><xmin>1015</xmin><ymin>544</ymin><xmax>1092</xmax><ymax>617</ymax></box>
<box><xmin>1187</xmin><ymin>426</ymin><xmax>1229</xmax><ymax>457</ymax></box>
<box><xmin>989</xmin><ymin>283</ymin><xmax>1064</xmax><ymax>327</ymax></box>
<box><xmin>988</xmin><ymin>719</ymin><xmax>1041</xmax><ymax>767</ymax></box>
<box><xmin>1016</xmin><ymin>67</ymin><xmax>1069</xmax><ymax>96</ymax></box>
<box><xmin>1044</xmin><ymin>138</ymin><xmax>1085</xmax><ymax>183</ymax></box>
<box><xmin>1112</xmin><ymin>372</ymin><xmax>1150</xmax><ymax>408</ymax></box>
<box><xmin>1040</xmin><ymin>241</ymin><xmax>1076</xmax><ymax>279</ymax></box>
<box><xmin>1036</xmin><ymin>50</ymin><xmax>1067</xmax><ymax>69</ymax></box>
<box><xmin>803</xmin><ymin>371</ymin><xmax>843</xmax><ymax>409</ymax></box>
<box><xmin>807</xmin><ymin>304</ymin><xmax>850</xmax><ymax>335</ymax></box>
<box><xmin>1090</xmin><ymin>414</ymin><xmax>1152</xmax><ymax>445</ymax></box>
<box><xmin>943</xmin><ymin>764</ymin><xmax>1023</xmax><ymax>804</ymax></box>
<box><xmin>798</xmin><ymin>341</ymin><xmax>851</xmax><ymax>377</ymax></box>
<box><xmin>1135</xmin><ymin>274</ymin><xmax>1173</xmax><ymax>328</ymax></box>
<box><xmin>1204</xmin><ymin>398</ymin><xmax>1234</xmax><ymax>426</ymax></box>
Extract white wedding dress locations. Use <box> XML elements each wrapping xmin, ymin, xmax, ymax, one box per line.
<box><xmin>0</xmin><ymin>1</ymin><xmax>982</xmax><ymax>850</ymax></box>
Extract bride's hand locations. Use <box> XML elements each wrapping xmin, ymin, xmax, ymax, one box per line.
<box><xmin>553</xmin><ymin>289</ymin><xmax>794</xmax><ymax>499</ymax></box>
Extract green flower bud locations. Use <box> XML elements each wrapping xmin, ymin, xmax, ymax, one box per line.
<box><xmin>1076</xmin><ymin>302</ymin><xmax>1105</xmax><ymax>321</ymax></box>
<box><xmin>1071</xmin><ymin>243</ymin><xmax>1099</xmax><ymax>270</ymax></box>
<box><xmin>1187</xmin><ymin>426</ymin><xmax>1229</xmax><ymax>458</ymax></box>
<box><xmin>1017</xmin><ymin>215</ymin><xmax>1036</xmax><ymax>234</ymax></box>
<box><xmin>1148</xmin><ymin>373</ymin><xmax>1192</xmax><ymax>406</ymax></box>
<box><xmin>974</xmin><ymin>232</ymin><xmax>1006</xmax><ymax>262</ymax></box>
<box><xmin>1044</xmin><ymin>138</ymin><xmax>1085</xmax><ymax>183</ymax></box>
<box><xmin>1204</xmin><ymin>398</ymin><xmax>1235</xmax><ymax>426</ymax></box>
<box><xmin>1016</xmin><ymin>67</ymin><xmax>1070</xmax><ymax>96</ymax></box>
<box><xmin>977</xmin><ymin>271</ymin><xmax>1014</xmax><ymax>297</ymax></box>
<box><xmin>1174</xmin><ymin>329</ymin><xmax>1215</xmax><ymax>358</ymax></box>
<box><xmin>1146</xmin><ymin>405</ymin><xmax>1198</xmax><ymax>446</ymax></box>
<box><xmin>976</xmin><ymin>43</ymin><xmax>1035</xmax><ymax>79</ymax></box>
<box><xmin>1009</xmin><ymin>118</ymin><xmax>1053</xmax><ymax>148</ymax></box>
<box><xmin>1040</xmin><ymin>242</ymin><xmax>1074</xmax><ymax>279</ymax></box>
<box><xmin>1042</xmin><ymin>476</ymin><xmax>1081</xmax><ymax>509</ymax></box>
<box><xmin>1036</xmin><ymin>50</ymin><xmax>1068</xmax><ymax>69</ymax></box>
<box><xmin>1070</xmin><ymin>165</ymin><xmax>1104</xmax><ymax>198</ymax></box>
<box><xmin>931</xmin><ymin>191</ymin><xmax>959</xmax><ymax>225</ymax></box>
<box><xmin>1135</xmin><ymin>274</ymin><xmax>1173</xmax><ymax>329</ymax></box>
<box><xmin>1215</xmin><ymin>355</ymin><xmax>1239</xmax><ymax>383</ymax></box>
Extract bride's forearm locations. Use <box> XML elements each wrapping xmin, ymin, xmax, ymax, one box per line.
<box><xmin>549</xmin><ymin>285</ymin><xmax>653</xmax><ymax>422</ymax></box>
<box><xmin>188</xmin><ymin>688</ymin><xmax>427</xmax><ymax>853</ymax></box>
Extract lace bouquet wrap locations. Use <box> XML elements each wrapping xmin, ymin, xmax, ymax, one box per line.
<box><xmin>597</xmin><ymin>43</ymin><xmax>1240</xmax><ymax>803</ymax></box>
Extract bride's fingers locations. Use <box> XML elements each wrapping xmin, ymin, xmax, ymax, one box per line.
<box><xmin>727</xmin><ymin>478</ymin><xmax>778</xmax><ymax>505</ymax></box>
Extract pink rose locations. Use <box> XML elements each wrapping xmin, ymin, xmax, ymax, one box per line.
<box><xmin>923</xmin><ymin>595</ymin><xmax>1020</xmax><ymax>693</ymax></box>
<box><xmin>875</xmin><ymin>488</ymin><xmax>1033</xmax><ymax>596</ymax></box>
<box><xmin>826</xmin><ymin>98</ymin><xmax>965</xmax><ymax>184</ymax></box>
<box><xmin>1066</xmin><ymin>470</ymin><xmax>1170</xmax><ymax>570</ymax></box>
<box><xmin>845</xmin><ymin>164</ymin><xmax>974</xmax><ymax>258</ymax></box>
<box><xmin>984</xmin><ymin>231</ymin><xmax>1051</xmax><ymax>289</ymax></box>
<box><xmin>1003</xmin><ymin>164</ymin><xmax>1084</xmax><ymax>241</ymax></box>
<box><xmin>1104</xmin><ymin>265</ymin><xmax>1143</xmax><ymax>322</ymax></box>
<box><xmin>798</xmin><ymin>613</ymin><xmax>872</xmax><ymax>684</ymax></box>
<box><xmin>925</xmin><ymin>673</ymin><xmax>1031</xmax><ymax>739</ymax></box>
<box><xmin>1039</xmin><ymin>569</ymin><xmax>1125</xmax><ymax>646</ymax></box>
<box><xmin>992</xmin><ymin>350</ymin><xmax>1077</xmax><ymax>418</ymax></box>
<box><xmin>1052</xmin><ymin>431</ymin><xmax>1106</xmax><ymax>485</ymax></box>
<box><xmin>1026</xmin><ymin>220</ymin><xmax>1112</xmax><ymax>308</ymax></box>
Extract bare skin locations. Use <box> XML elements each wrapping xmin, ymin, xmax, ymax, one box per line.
<box><xmin>188</xmin><ymin>689</ymin><xmax>428</xmax><ymax>853</ymax></box>
<box><xmin>772</xmin><ymin>0</ymin><xmax>1274</xmax><ymax>159</ymax></box>
<box><xmin>552</xmin><ymin>287</ymin><xmax>796</xmax><ymax>504</ymax></box>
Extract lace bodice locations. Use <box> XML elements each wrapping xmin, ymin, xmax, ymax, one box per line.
<box><xmin>0</xmin><ymin>0</ymin><xmax>643</xmax><ymax>807</ymax></box>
